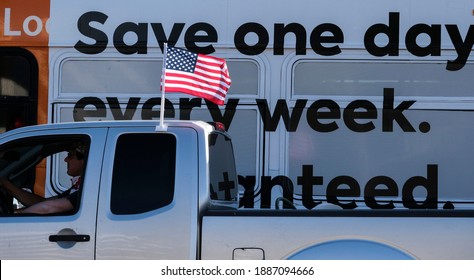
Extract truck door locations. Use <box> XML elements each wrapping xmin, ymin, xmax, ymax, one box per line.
<box><xmin>95</xmin><ymin>126</ymin><xmax>199</xmax><ymax>259</ymax></box>
<box><xmin>0</xmin><ymin>128</ymin><xmax>107</xmax><ymax>259</ymax></box>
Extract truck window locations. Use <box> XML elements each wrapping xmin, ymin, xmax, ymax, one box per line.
<box><xmin>0</xmin><ymin>136</ymin><xmax>89</xmax><ymax>215</ymax></box>
<box><xmin>209</xmin><ymin>132</ymin><xmax>238</xmax><ymax>206</ymax></box>
<box><xmin>110</xmin><ymin>133</ymin><xmax>176</xmax><ymax>215</ymax></box>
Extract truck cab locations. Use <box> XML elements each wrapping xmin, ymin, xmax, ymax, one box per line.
<box><xmin>0</xmin><ymin>120</ymin><xmax>238</xmax><ymax>259</ymax></box>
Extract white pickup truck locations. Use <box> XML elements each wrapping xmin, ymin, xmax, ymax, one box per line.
<box><xmin>0</xmin><ymin>120</ymin><xmax>472</xmax><ymax>259</ymax></box>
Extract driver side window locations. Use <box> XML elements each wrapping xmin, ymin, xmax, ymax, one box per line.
<box><xmin>0</xmin><ymin>135</ymin><xmax>90</xmax><ymax>216</ymax></box>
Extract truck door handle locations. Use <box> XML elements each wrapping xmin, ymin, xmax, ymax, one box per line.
<box><xmin>49</xmin><ymin>234</ymin><xmax>90</xmax><ymax>242</ymax></box>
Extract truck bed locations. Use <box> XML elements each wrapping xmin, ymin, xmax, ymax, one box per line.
<box><xmin>201</xmin><ymin>209</ymin><xmax>474</xmax><ymax>259</ymax></box>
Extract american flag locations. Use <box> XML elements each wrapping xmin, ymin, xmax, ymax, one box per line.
<box><xmin>163</xmin><ymin>47</ymin><xmax>231</xmax><ymax>105</ymax></box>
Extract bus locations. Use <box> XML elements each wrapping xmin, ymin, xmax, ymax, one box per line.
<box><xmin>1</xmin><ymin>0</ymin><xmax>474</xmax><ymax>211</ymax></box>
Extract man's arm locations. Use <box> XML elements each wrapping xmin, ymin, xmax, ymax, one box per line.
<box><xmin>0</xmin><ymin>178</ymin><xmax>45</xmax><ymax>207</ymax></box>
<box><xmin>15</xmin><ymin>197</ymin><xmax>74</xmax><ymax>214</ymax></box>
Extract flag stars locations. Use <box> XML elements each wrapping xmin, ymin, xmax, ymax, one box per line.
<box><xmin>166</xmin><ymin>47</ymin><xmax>198</xmax><ymax>73</ymax></box>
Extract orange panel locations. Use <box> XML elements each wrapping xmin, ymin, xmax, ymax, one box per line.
<box><xmin>0</xmin><ymin>0</ymin><xmax>50</xmax><ymax>46</ymax></box>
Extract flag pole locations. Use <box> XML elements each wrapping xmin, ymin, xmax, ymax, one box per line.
<box><xmin>158</xmin><ymin>42</ymin><xmax>168</xmax><ymax>131</ymax></box>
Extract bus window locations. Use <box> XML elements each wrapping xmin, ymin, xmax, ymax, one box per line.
<box><xmin>288</xmin><ymin>60</ymin><xmax>474</xmax><ymax>210</ymax></box>
<box><xmin>226</xmin><ymin>60</ymin><xmax>259</xmax><ymax>97</ymax></box>
<box><xmin>0</xmin><ymin>48</ymin><xmax>38</xmax><ymax>133</ymax></box>
<box><xmin>59</xmin><ymin>58</ymin><xmax>259</xmax><ymax>97</ymax></box>
<box><xmin>292</xmin><ymin>60</ymin><xmax>474</xmax><ymax>100</ymax></box>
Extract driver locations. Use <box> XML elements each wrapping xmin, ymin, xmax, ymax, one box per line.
<box><xmin>0</xmin><ymin>142</ymin><xmax>86</xmax><ymax>215</ymax></box>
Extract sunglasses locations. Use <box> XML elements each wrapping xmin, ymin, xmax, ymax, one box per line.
<box><xmin>67</xmin><ymin>151</ymin><xmax>84</xmax><ymax>159</ymax></box>
<box><xmin>66</xmin><ymin>152</ymin><xmax>77</xmax><ymax>159</ymax></box>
